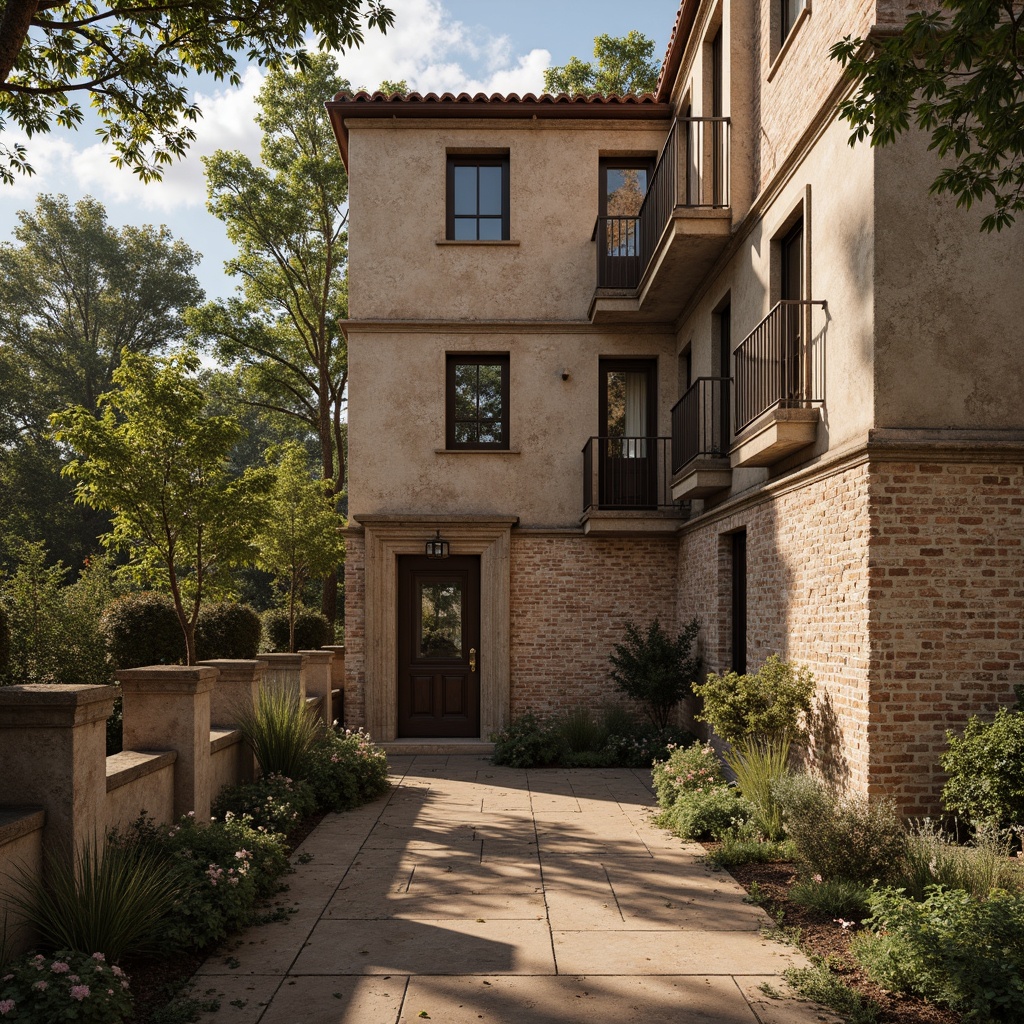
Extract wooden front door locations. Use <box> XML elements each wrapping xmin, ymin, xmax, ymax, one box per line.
<box><xmin>397</xmin><ymin>555</ymin><xmax>481</xmax><ymax>738</ymax></box>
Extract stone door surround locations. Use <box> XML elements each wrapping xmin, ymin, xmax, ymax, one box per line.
<box><xmin>355</xmin><ymin>514</ymin><xmax>517</xmax><ymax>742</ymax></box>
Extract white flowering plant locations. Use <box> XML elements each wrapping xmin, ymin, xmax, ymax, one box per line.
<box><xmin>212</xmin><ymin>773</ymin><xmax>317</xmax><ymax>834</ymax></box>
<box><xmin>303</xmin><ymin>728</ymin><xmax>389</xmax><ymax>811</ymax></box>
<box><xmin>0</xmin><ymin>950</ymin><xmax>132</xmax><ymax>1023</ymax></box>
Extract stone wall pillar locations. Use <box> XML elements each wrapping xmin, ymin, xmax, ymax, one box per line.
<box><xmin>199</xmin><ymin>659</ymin><xmax>264</xmax><ymax>728</ymax></box>
<box><xmin>299</xmin><ymin>650</ymin><xmax>334</xmax><ymax>729</ymax></box>
<box><xmin>117</xmin><ymin>666</ymin><xmax>217</xmax><ymax>821</ymax></box>
<box><xmin>258</xmin><ymin>653</ymin><xmax>306</xmax><ymax>700</ymax></box>
<box><xmin>0</xmin><ymin>684</ymin><xmax>115</xmax><ymax>855</ymax></box>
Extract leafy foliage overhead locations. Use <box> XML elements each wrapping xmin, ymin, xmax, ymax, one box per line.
<box><xmin>831</xmin><ymin>2</ymin><xmax>1024</xmax><ymax>230</ymax></box>
<box><xmin>0</xmin><ymin>0</ymin><xmax>394</xmax><ymax>183</ymax></box>
<box><xmin>543</xmin><ymin>31</ymin><xmax>661</xmax><ymax>96</ymax></box>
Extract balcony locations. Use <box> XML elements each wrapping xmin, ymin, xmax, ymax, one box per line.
<box><xmin>731</xmin><ymin>300</ymin><xmax>827</xmax><ymax>468</ymax></box>
<box><xmin>591</xmin><ymin>117</ymin><xmax>733</xmax><ymax>324</ymax></box>
<box><xmin>581</xmin><ymin>436</ymin><xmax>688</xmax><ymax>535</ymax></box>
<box><xmin>670</xmin><ymin>377</ymin><xmax>733</xmax><ymax>500</ymax></box>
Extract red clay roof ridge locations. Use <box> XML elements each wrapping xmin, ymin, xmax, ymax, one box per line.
<box><xmin>330</xmin><ymin>89</ymin><xmax>663</xmax><ymax>105</ymax></box>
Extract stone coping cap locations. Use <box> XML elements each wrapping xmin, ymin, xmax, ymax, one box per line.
<box><xmin>116</xmin><ymin>665</ymin><xmax>217</xmax><ymax>694</ymax></box>
<box><xmin>0</xmin><ymin>807</ymin><xmax>45</xmax><ymax>845</ymax></box>
<box><xmin>210</xmin><ymin>728</ymin><xmax>243</xmax><ymax>754</ymax></box>
<box><xmin>321</xmin><ymin>645</ymin><xmax>346</xmax><ymax>654</ymax></box>
<box><xmin>298</xmin><ymin>649</ymin><xmax>332</xmax><ymax>662</ymax></box>
<box><xmin>0</xmin><ymin>683</ymin><xmax>116</xmax><ymax>727</ymax></box>
<box><xmin>106</xmin><ymin>749</ymin><xmax>177</xmax><ymax>792</ymax></box>
<box><xmin>257</xmin><ymin>653</ymin><xmax>305</xmax><ymax>666</ymax></box>
<box><xmin>198</xmin><ymin>659</ymin><xmax>265</xmax><ymax>681</ymax></box>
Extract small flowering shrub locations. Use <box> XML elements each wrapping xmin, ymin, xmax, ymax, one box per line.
<box><xmin>304</xmin><ymin>729</ymin><xmax>390</xmax><ymax>811</ymax></box>
<box><xmin>490</xmin><ymin>715</ymin><xmax>564</xmax><ymax>769</ymax></box>
<box><xmin>212</xmin><ymin>774</ymin><xmax>317</xmax><ymax>834</ymax></box>
<box><xmin>658</xmin><ymin>785</ymin><xmax>751</xmax><ymax>841</ymax></box>
<box><xmin>651</xmin><ymin>742</ymin><xmax>726</xmax><ymax>809</ymax></box>
<box><xmin>854</xmin><ymin>885</ymin><xmax>1024</xmax><ymax>1022</ymax></box>
<box><xmin>0</xmin><ymin>950</ymin><xmax>132</xmax><ymax>1023</ymax></box>
<box><xmin>114</xmin><ymin>813</ymin><xmax>289</xmax><ymax>952</ymax></box>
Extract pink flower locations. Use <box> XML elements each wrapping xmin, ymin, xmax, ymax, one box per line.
<box><xmin>812</xmin><ymin>874</ymin><xmax>823</xmax><ymax>884</ymax></box>
<box><xmin>32</xmin><ymin>981</ymin><xmax>48</xmax><ymax>992</ymax></box>
<box><xmin>50</xmin><ymin>961</ymin><xmax>70</xmax><ymax>973</ymax></box>
<box><xmin>834</xmin><ymin>918</ymin><xmax>854</xmax><ymax>930</ymax></box>
<box><xmin>70</xmin><ymin>984</ymin><xmax>91</xmax><ymax>1001</ymax></box>
<box><xmin>91</xmin><ymin>953</ymin><xmax>106</xmax><ymax>962</ymax></box>
<box><xmin>111</xmin><ymin>966</ymin><xmax>125</xmax><ymax>979</ymax></box>
<box><xmin>0</xmin><ymin>998</ymin><xmax>15</xmax><ymax>1015</ymax></box>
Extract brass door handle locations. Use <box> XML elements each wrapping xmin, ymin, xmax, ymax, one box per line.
<box><xmin>469</xmin><ymin>648</ymin><xmax>477</xmax><ymax>673</ymax></box>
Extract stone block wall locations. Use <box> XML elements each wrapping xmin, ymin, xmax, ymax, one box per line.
<box><xmin>866</xmin><ymin>457</ymin><xmax>1024</xmax><ymax>815</ymax></box>
<box><xmin>509</xmin><ymin>534</ymin><xmax>678</xmax><ymax>717</ymax></box>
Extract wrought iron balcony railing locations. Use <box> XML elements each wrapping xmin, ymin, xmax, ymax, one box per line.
<box><xmin>582</xmin><ymin>436</ymin><xmax>682</xmax><ymax>512</ymax></box>
<box><xmin>594</xmin><ymin>117</ymin><xmax>730</xmax><ymax>289</ymax></box>
<box><xmin>733</xmin><ymin>300</ymin><xmax>827</xmax><ymax>435</ymax></box>
<box><xmin>670</xmin><ymin>377</ymin><xmax>732</xmax><ymax>475</ymax></box>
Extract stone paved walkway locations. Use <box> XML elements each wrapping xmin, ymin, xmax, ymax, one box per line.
<box><xmin>194</xmin><ymin>756</ymin><xmax>837</xmax><ymax>1024</ymax></box>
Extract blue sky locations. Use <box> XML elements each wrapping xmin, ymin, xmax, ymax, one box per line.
<box><xmin>0</xmin><ymin>0</ymin><xmax>679</xmax><ymax>301</ymax></box>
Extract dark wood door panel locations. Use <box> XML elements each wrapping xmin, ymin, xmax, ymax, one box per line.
<box><xmin>397</xmin><ymin>555</ymin><xmax>481</xmax><ymax>738</ymax></box>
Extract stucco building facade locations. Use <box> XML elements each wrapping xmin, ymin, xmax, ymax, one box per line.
<box><xmin>327</xmin><ymin>0</ymin><xmax>1024</xmax><ymax>814</ymax></box>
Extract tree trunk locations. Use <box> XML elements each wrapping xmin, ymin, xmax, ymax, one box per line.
<box><xmin>0</xmin><ymin>0</ymin><xmax>36</xmax><ymax>87</ymax></box>
<box><xmin>289</xmin><ymin>573</ymin><xmax>297</xmax><ymax>653</ymax></box>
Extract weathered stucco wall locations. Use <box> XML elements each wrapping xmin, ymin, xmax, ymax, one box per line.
<box><xmin>347</xmin><ymin>120</ymin><xmax>669</xmax><ymax>323</ymax></box>
<box><xmin>346</xmin><ymin>327</ymin><xmax>676</xmax><ymax>528</ymax></box>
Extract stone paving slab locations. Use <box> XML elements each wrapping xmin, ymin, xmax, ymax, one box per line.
<box><xmin>189</xmin><ymin>756</ymin><xmax>834</xmax><ymax>1023</ymax></box>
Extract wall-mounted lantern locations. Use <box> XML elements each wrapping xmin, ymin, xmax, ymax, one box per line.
<box><xmin>425</xmin><ymin>530</ymin><xmax>450</xmax><ymax>559</ymax></box>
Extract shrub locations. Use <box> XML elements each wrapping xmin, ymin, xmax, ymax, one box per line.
<box><xmin>554</xmin><ymin>707</ymin><xmax>607</xmax><ymax>754</ymax></box>
<box><xmin>659</xmin><ymin>786</ymin><xmax>750</xmax><ymax>841</ymax></box>
<box><xmin>304</xmin><ymin>729</ymin><xmax>390</xmax><ymax>811</ymax></box>
<box><xmin>726</xmin><ymin>736</ymin><xmax>792</xmax><ymax>841</ymax></box>
<box><xmin>5</xmin><ymin>837</ymin><xmax>182</xmax><ymax>961</ymax></box>
<box><xmin>855</xmin><ymin>885</ymin><xmax>1024</xmax><ymax>1022</ymax></box>
<box><xmin>100</xmin><ymin>592</ymin><xmax>182</xmax><ymax>669</ymax></box>
<box><xmin>609</xmin><ymin>618</ymin><xmax>701</xmax><ymax>731</ymax></box>
<box><xmin>775</xmin><ymin>773</ymin><xmax>907</xmax><ymax>885</ymax></box>
<box><xmin>692</xmin><ymin>654</ymin><xmax>815</xmax><ymax>746</ymax></box>
<box><xmin>0</xmin><ymin>604</ymin><xmax>9</xmax><ymax>674</ymax></box>
<box><xmin>212</xmin><ymin>773</ymin><xmax>317</xmax><ymax>834</ymax></box>
<box><xmin>0</xmin><ymin>949</ymin><xmax>133</xmax><ymax>1023</ymax></box>
<box><xmin>651</xmin><ymin>742</ymin><xmax>726</xmax><ymax>810</ymax></box>
<box><xmin>0</xmin><ymin>543</ymin><xmax>113</xmax><ymax>687</ymax></box>
<box><xmin>117</xmin><ymin>813</ymin><xmax>289</xmax><ymax>952</ymax></box>
<box><xmin>261</xmin><ymin>606</ymin><xmax>331</xmax><ymax>653</ymax></box>
<box><xmin>941</xmin><ymin>694</ymin><xmax>1024</xmax><ymax>830</ymax></box>
<box><xmin>238</xmin><ymin>686</ymin><xmax>319</xmax><ymax>778</ymax></box>
<box><xmin>901</xmin><ymin>820</ymin><xmax>1023</xmax><ymax>900</ymax></box>
<box><xmin>491</xmin><ymin>714</ymin><xmax>564</xmax><ymax>768</ymax></box>
<box><xmin>195</xmin><ymin>602</ymin><xmax>262</xmax><ymax>660</ymax></box>
<box><xmin>705</xmin><ymin>822</ymin><xmax>796</xmax><ymax>868</ymax></box>
<box><xmin>783</xmin><ymin>963</ymin><xmax>879</xmax><ymax>1024</ymax></box>
<box><xmin>790</xmin><ymin>875</ymin><xmax>871</xmax><ymax>919</ymax></box>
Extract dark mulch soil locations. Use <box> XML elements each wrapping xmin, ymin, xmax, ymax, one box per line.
<box><xmin>703</xmin><ymin>845</ymin><xmax>960</xmax><ymax>1024</ymax></box>
<box><xmin>123</xmin><ymin>808</ymin><xmax>330</xmax><ymax>1023</ymax></box>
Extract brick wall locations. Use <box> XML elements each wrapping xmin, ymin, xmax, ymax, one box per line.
<box><xmin>509</xmin><ymin>534</ymin><xmax>678</xmax><ymax>718</ymax></box>
<box><xmin>676</xmin><ymin>461</ymin><xmax>874</xmax><ymax>795</ymax></box>
<box><xmin>867</xmin><ymin>459</ymin><xmax>1024</xmax><ymax>815</ymax></box>
<box><xmin>342</xmin><ymin>532</ymin><xmax>366</xmax><ymax>730</ymax></box>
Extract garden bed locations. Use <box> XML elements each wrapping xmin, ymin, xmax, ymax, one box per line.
<box><xmin>706</xmin><ymin>845</ymin><xmax>961</xmax><ymax>1024</ymax></box>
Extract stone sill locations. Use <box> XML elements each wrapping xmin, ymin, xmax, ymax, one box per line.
<box><xmin>434</xmin><ymin>448</ymin><xmax>521</xmax><ymax>455</ymax></box>
<box><xmin>210</xmin><ymin>728</ymin><xmax>243</xmax><ymax>754</ymax></box>
<box><xmin>0</xmin><ymin>807</ymin><xmax>45</xmax><ymax>846</ymax></box>
<box><xmin>435</xmin><ymin>240</ymin><xmax>521</xmax><ymax>247</ymax></box>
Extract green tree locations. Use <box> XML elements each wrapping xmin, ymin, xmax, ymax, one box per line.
<box><xmin>544</xmin><ymin>31</ymin><xmax>660</xmax><ymax>96</ymax></box>
<box><xmin>0</xmin><ymin>194</ymin><xmax>204</xmax><ymax>568</ymax></box>
<box><xmin>831</xmin><ymin>2</ymin><xmax>1024</xmax><ymax>231</ymax></box>
<box><xmin>255</xmin><ymin>443</ymin><xmax>345</xmax><ymax>652</ymax></box>
<box><xmin>189</xmin><ymin>54</ymin><xmax>352</xmax><ymax>623</ymax></box>
<box><xmin>53</xmin><ymin>349</ymin><xmax>270</xmax><ymax>665</ymax></box>
<box><xmin>0</xmin><ymin>0</ymin><xmax>394</xmax><ymax>184</ymax></box>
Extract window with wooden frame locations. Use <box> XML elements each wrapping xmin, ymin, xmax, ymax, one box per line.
<box><xmin>445</xmin><ymin>354</ymin><xmax>510</xmax><ymax>449</ymax></box>
<box><xmin>446</xmin><ymin>156</ymin><xmax>510</xmax><ymax>240</ymax></box>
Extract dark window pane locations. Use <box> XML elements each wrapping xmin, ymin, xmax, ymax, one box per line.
<box><xmin>453</xmin><ymin>166</ymin><xmax>477</xmax><ymax>215</ymax></box>
<box><xmin>477</xmin><ymin>218</ymin><xmax>503</xmax><ymax>241</ymax></box>
<box><xmin>477</xmin><ymin>364</ymin><xmax>503</xmax><ymax>417</ymax></box>
<box><xmin>605</xmin><ymin>167</ymin><xmax>648</xmax><ymax>217</ymax></box>
<box><xmin>454</xmin><ymin>364</ymin><xmax>478</xmax><ymax>418</ymax></box>
<box><xmin>454</xmin><ymin>422</ymin><xmax>477</xmax><ymax>444</ymax></box>
<box><xmin>478</xmin><ymin>166</ymin><xmax>503</xmax><ymax>215</ymax></box>
<box><xmin>453</xmin><ymin>218</ymin><xmax>477</xmax><ymax>240</ymax></box>
<box><xmin>478</xmin><ymin>421</ymin><xmax>502</xmax><ymax>445</ymax></box>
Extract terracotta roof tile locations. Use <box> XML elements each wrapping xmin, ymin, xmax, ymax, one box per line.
<box><xmin>330</xmin><ymin>89</ymin><xmax>664</xmax><ymax>106</ymax></box>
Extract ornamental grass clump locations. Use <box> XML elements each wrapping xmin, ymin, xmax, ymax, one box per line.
<box><xmin>4</xmin><ymin>837</ymin><xmax>182</xmax><ymax>962</ymax></box>
<box><xmin>237</xmin><ymin>685</ymin><xmax>318</xmax><ymax>779</ymax></box>
<box><xmin>0</xmin><ymin>949</ymin><xmax>133</xmax><ymax>1023</ymax></box>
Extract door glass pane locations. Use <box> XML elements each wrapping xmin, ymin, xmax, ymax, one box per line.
<box><xmin>605</xmin><ymin>369</ymin><xmax>648</xmax><ymax>456</ymax></box>
<box><xmin>605</xmin><ymin>168</ymin><xmax>648</xmax><ymax>217</ymax></box>
<box><xmin>478</xmin><ymin>166</ymin><xmax>503</xmax><ymax>215</ymax></box>
<box><xmin>419</xmin><ymin>581</ymin><xmax>463</xmax><ymax>657</ymax></box>
<box><xmin>453</xmin><ymin>166</ymin><xmax>477</xmax><ymax>215</ymax></box>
